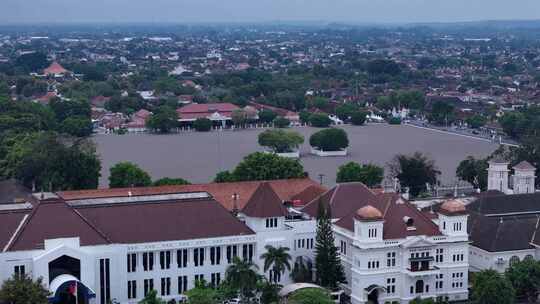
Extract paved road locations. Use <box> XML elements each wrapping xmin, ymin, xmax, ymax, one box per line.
<box><xmin>93</xmin><ymin>124</ymin><xmax>498</xmax><ymax>188</ymax></box>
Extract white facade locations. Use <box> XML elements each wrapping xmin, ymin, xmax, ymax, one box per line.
<box><xmin>513</xmin><ymin>167</ymin><xmax>536</xmax><ymax>194</ymax></box>
<box><xmin>487</xmin><ymin>160</ymin><xmax>510</xmax><ymax>193</ymax></box>
<box><xmin>334</xmin><ymin>213</ymin><xmax>469</xmax><ymax>304</ymax></box>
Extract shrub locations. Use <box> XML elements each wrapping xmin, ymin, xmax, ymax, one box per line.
<box><xmin>309</xmin><ymin>128</ymin><xmax>349</xmax><ymax>151</ymax></box>
<box><xmin>309</xmin><ymin>113</ymin><xmax>332</xmax><ymax>128</ymax></box>
<box><xmin>388</xmin><ymin>117</ymin><xmax>402</xmax><ymax>125</ymax></box>
<box><xmin>273</xmin><ymin>116</ymin><xmax>290</xmax><ymax>128</ymax></box>
<box><xmin>193</xmin><ymin>118</ymin><xmax>212</xmax><ymax>131</ymax></box>
<box><xmin>350</xmin><ymin>111</ymin><xmax>368</xmax><ymax>126</ymax></box>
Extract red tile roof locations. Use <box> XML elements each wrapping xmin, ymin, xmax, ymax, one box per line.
<box><xmin>241</xmin><ymin>182</ymin><xmax>288</xmax><ymax>217</ymax></box>
<box><xmin>43</xmin><ymin>62</ymin><xmax>69</xmax><ymax>75</ymax></box>
<box><xmin>57</xmin><ymin>178</ymin><xmax>323</xmax><ymax>212</ymax></box>
<box><xmin>0</xmin><ymin>211</ymin><xmax>29</xmax><ymax>251</ymax></box>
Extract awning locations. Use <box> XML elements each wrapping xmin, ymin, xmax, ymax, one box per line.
<box><xmin>278</xmin><ymin>283</ymin><xmax>324</xmax><ymax>297</ymax></box>
<box><xmin>48</xmin><ymin>274</ymin><xmax>96</xmax><ymax>303</ymax></box>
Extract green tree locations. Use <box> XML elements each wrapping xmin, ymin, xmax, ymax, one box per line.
<box><xmin>299</xmin><ymin>111</ymin><xmax>311</xmax><ymax>124</ymax></box>
<box><xmin>0</xmin><ymin>274</ymin><xmax>50</xmax><ymax>304</ymax></box>
<box><xmin>288</xmin><ymin>288</ymin><xmax>333</xmax><ymax>304</ymax></box>
<box><xmin>231</xmin><ymin>109</ymin><xmax>249</xmax><ymax>127</ymax></box>
<box><xmin>258</xmin><ymin>109</ymin><xmax>277</xmax><ymax>123</ymax></box>
<box><xmin>261</xmin><ymin>245</ymin><xmax>292</xmax><ymax>284</ymax></box>
<box><xmin>185</xmin><ymin>280</ymin><xmax>218</xmax><ymax>304</ymax></box>
<box><xmin>193</xmin><ymin>118</ymin><xmax>212</xmax><ymax>132</ymax></box>
<box><xmin>505</xmin><ymin>258</ymin><xmax>540</xmax><ymax>302</ymax></box>
<box><xmin>109</xmin><ymin>161</ymin><xmax>152</xmax><ymax>188</ymax></box>
<box><xmin>315</xmin><ymin>202</ymin><xmax>346</xmax><ymax>290</ymax></box>
<box><xmin>388</xmin><ymin>152</ymin><xmax>440</xmax><ymax>197</ymax></box>
<box><xmin>309</xmin><ymin>113</ymin><xmax>332</xmax><ymax>128</ymax></box>
<box><xmin>232</xmin><ymin>152</ymin><xmax>305</xmax><ymax>181</ymax></box>
<box><xmin>259</xmin><ymin>280</ymin><xmax>281</xmax><ymax>304</ymax></box>
<box><xmin>350</xmin><ymin>111</ymin><xmax>367</xmax><ymax>126</ymax></box>
<box><xmin>138</xmin><ymin>289</ymin><xmax>166</xmax><ymax>304</ymax></box>
<box><xmin>60</xmin><ymin>116</ymin><xmax>93</xmax><ymax>137</ymax></box>
<box><xmin>273</xmin><ymin>116</ymin><xmax>290</xmax><ymax>128</ymax></box>
<box><xmin>429</xmin><ymin>101</ymin><xmax>455</xmax><ymax>126</ymax></box>
<box><xmin>153</xmin><ymin>177</ymin><xmax>190</xmax><ymax>186</ymax></box>
<box><xmin>146</xmin><ymin>106</ymin><xmax>178</xmax><ymax>133</ymax></box>
<box><xmin>258</xmin><ymin>129</ymin><xmax>304</xmax><ymax>153</ymax></box>
<box><xmin>456</xmin><ymin>156</ymin><xmax>488</xmax><ymax>190</ymax></box>
<box><xmin>466</xmin><ymin>115</ymin><xmax>487</xmax><ymax>129</ymax></box>
<box><xmin>225</xmin><ymin>257</ymin><xmax>259</xmax><ymax>300</ymax></box>
<box><xmin>15</xmin><ymin>52</ymin><xmax>48</xmax><ymax>73</ymax></box>
<box><xmin>49</xmin><ymin>98</ymin><xmax>91</xmax><ymax>122</ymax></box>
<box><xmin>214</xmin><ymin>170</ymin><xmax>236</xmax><ymax>183</ymax></box>
<box><xmin>472</xmin><ymin>269</ymin><xmax>515</xmax><ymax>304</ymax></box>
<box><xmin>335</xmin><ymin>104</ymin><xmax>358</xmax><ymax>121</ymax></box>
<box><xmin>309</xmin><ymin>128</ymin><xmax>348</xmax><ymax>151</ymax></box>
<box><xmin>336</xmin><ymin>162</ymin><xmax>384</xmax><ymax>187</ymax></box>
<box><xmin>1</xmin><ymin>132</ymin><xmax>101</xmax><ymax>190</ymax></box>
<box><xmin>410</xmin><ymin>298</ymin><xmax>437</xmax><ymax>304</ymax></box>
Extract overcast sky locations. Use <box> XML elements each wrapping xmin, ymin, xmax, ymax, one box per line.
<box><xmin>3</xmin><ymin>0</ymin><xmax>540</xmax><ymax>24</ymax></box>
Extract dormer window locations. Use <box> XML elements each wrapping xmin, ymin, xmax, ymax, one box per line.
<box><xmin>265</xmin><ymin>217</ymin><xmax>278</xmax><ymax>228</ymax></box>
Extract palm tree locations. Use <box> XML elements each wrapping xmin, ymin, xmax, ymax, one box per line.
<box><xmin>260</xmin><ymin>245</ymin><xmax>292</xmax><ymax>284</ymax></box>
<box><xmin>225</xmin><ymin>256</ymin><xmax>259</xmax><ymax>300</ymax></box>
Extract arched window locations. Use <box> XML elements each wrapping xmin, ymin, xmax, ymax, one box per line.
<box><xmin>524</xmin><ymin>255</ymin><xmax>534</xmax><ymax>261</ymax></box>
<box><xmin>509</xmin><ymin>256</ymin><xmax>520</xmax><ymax>267</ymax></box>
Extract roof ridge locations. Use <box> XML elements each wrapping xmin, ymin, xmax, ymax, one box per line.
<box><xmin>5</xmin><ymin>199</ymin><xmax>44</xmax><ymax>251</ymax></box>
<box><xmin>329</xmin><ymin>184</ymin><xmax>340</xmax><ymax>208</ymax></box>
<box><xmin>70</xmin><ymin>207</ymin><xmax>113</xmax><ymax>244</ymax></box>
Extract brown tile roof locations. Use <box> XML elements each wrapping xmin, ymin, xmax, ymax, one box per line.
<box><xmin>241</xmin><ymin>182</ymin><xmax>288</xmax><ymax>218</ymax></box>
<box><xmin>513</xmin><ymin>160</ymin><xmax>536</xmax><ymax>170</ymax></box>
<box><xmin>304</xmin><ymin>183</ymin><xmax>442</xmax><ymax>239</ymax></box>
<box><xmin>0</xmin><ymin>211</ymin><xmax>29</xmax><ymax>251</ymax></box>
<box><xmin>302</xmin><ymin>182</ymin><xmax>378</xmax><ymax>219</ymax></box>
<box><xmin>57</xmin><ymin>178</ymin><xmax>323</xmax><ymax>212</ymax></box>
<box><xmin>76</xmin><ymin>199</ymin><xmax>254</xmax><ymax>244</ymax></box>
<box><xmin>8</xmin><ymin>199</ymin><xmax>110</xmax><ymax>252</ymax></box>
<box><xmin>4</xmin><ymin>196</ymin><xmax>254</xmax><ymax>252</ymax></box>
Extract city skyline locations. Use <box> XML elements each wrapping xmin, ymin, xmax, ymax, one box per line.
<box><xmin>2</xmin><ymin>0</ymin><xmax>540</xmax><ymax>25</ymax></box>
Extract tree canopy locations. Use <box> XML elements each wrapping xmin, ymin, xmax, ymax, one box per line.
<box><xmin>472</xmin><ymin>269</ymin><xmax>515</xmax><ymax>304</ymax></box>
<box><xmin>309</xmin><ymin>128</ymin><xmax>349</xmax><ymax>151</ymax></box>
<box><xmin>456</xmin><ymin>156</ymin><xmax>488</xmax><ymax>190</ymax></box>
<box><xmin>388</xmin><ymin>152</ymin><xmax>440</xmax><ymax>197</ymax></box>
<box><xmin>231</xmin><ymin>152</ymin><xmax>305</xmax><ymax>181</ymax></box>
<box><xmin>146</xmin><ymin>106</ymin><xmax>178</xmax><ymax>133</ymax></box>
<box><xmin>336</xmin><ymin>162</ymin><xmax>384</xmax><ymax>187</ymax></box>
<box><xmin>153</xmin><ymin>177</ymin><xmax>190</xmax><ymax>186</ymax></box>
<box><xmin>193</xmin><ymin>118</ymin><xmax>212</xmax><ymax>132</ymax></box>
<box><xmin>109</xmin><ymin>161</ymin><xmax>152</xmax><ymax>188</ymax></box>
<box><xmin>258</xmin><ymin>129</ymin><xmax>304</xmax><ymax>153</ymax></box>
<box><xmin>0</xmin><ymin>274</ymin><xmax>50</xmax><ymax>304</ymax></box>
<box><xmin>288</xmin><ymin>288</ymin><xmax>333</xmax><ymax>304</ymax></box>
<box><xmin>309</xmin><ymin>113</ymin><xmax>332</xmax><ymax>128</ymax></box>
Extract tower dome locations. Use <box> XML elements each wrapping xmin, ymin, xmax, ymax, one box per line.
<box><xmin>440</xmin><ymin>199</ymin><xmax>466</xmax><ymax>215</ymax></box>
<box><xmin>355</xmin><ymin>205</ymin><xmax>383</xmax><ymax>221</ymax></box>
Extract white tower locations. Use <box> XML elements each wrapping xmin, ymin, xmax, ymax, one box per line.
<box><xmin>487</xmin><ymin>158</ymin><xmax>510</xmax><ymax>194</ymax></box>
<box><xmin>513</xmin><ymin>161</ymin><xmax>536</xmax><ymax>194</ymax></box>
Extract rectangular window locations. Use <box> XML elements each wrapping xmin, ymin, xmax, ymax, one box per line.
<box><xmin>177</xmin><ymin>249</ymin><xmax>188</xmax><ymax>268</ymax></box>
<box><xmin>194</xmin><ymin>248</ymin><xmax>204</xmax><ymax>267</ymax></box>
<box><xmin>386</xmin><ymin>278</ymin><xmax>396</xmax><ymax>294</ymax></box>
<box><xmin>143</xmin><ymin>252</ymin><xmax>154</xmax><ymax>271</ymax></box>
<box><xmin>144</xmin><ymin>279</ymin><xmax>154</xmax><ymax>296</ymax></box>
<box><xmin>210</xmin><ymin>247</ymin><xmax>221</xmax><ymax>265</ymax></box>
<box><xmin>127</xmin><ymin>253</ymin><xmax>137</xmax><ymax>273</ymax></box>
<box><xmin>436</xmin><ymin>249</ymin><xmax>444</xmax><ymax>263</ymax></box>
<box><xmin>242</xmin><ymin>244</ymin><xmax>248</xmax><ymax>261</ymax></box>
<box><xmin>160</xmin><ymin>251</ymin><xmax>171</xmax><ymax>269</ymax></box>
<box><xmin>161</xmin><ymin>277</ymin><xmax>171</xmax><ymax>296</ymax></box>
<box><xmin>14</xmin><ymin>265</ymin><xmax>25</xmax><ymax>278</ymax></box>
<box><xmin>211</xmin><ymin>273</ymin><xmax>221</xmax><ymax>287</ymax></box>
<box><xmin>99</xmin><ymin>258</ymin><xmax>111</xmax><ymax>304</ymax></box>
<box><xmin>178</xmin><ymin>276</ymin><xmax>188</xmax><ymax>294</ymax></box>
<box><xmin>248</xmin><ymin>244</ymin><xmax>254</xmax><ymax>262</ymax></box>
<box><xmin>194</xmin><ymin>274</ymin><xmax>204</xmax><ymax>284</ymax></box>
<box><xmin>387</xmin><ymin>252</ymin><xmax>396</xmax><ymax>267</ymax></box>
<box><xmin>128</xmin><ymin>280</ymin><xmax>137</xmax><ymax>299</ymax></box>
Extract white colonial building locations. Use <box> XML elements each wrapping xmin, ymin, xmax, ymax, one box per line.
<box><xmin>0</xmin><ymin>180</ymin><xmax>469</xmax><ymax>304</ymax></box>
